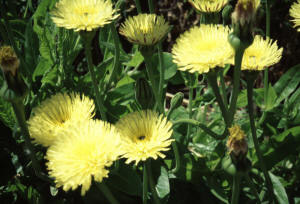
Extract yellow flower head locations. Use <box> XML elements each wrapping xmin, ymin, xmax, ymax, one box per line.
<box><xmin>116</xmin><ymin>110</ymin><xmax>174</xmax><ymax>165</ymax></box>
<box><xmin>188</xmin><ymin>0</ymin><xmax>229</xmax><ymax>13</ymax></box>
<box><xmin>227</xmin><ymin>125</ymin><xmax>247</xmax><ymax>156</ymax></box>
<box><xmin>51</xmin><ymin>0</ymin><xmax>119</xmax><ymax>31</ymax></box>
<box><xmin>290</xmin><ymin>0</ymin><xmax>300</xmax><ymax>32</ymax></box>
<box><xmin>119</xmin><ymin>14</ymin><xmax>170</xmax><ymax>46</ymax></box>
<box><xmin>28</xmin><ymin>93</ymin><xmax>95</xmax><ymax>147</ymax></box>
<box><xmin>172</xmin><ymin>24</ymin><xmax>233</xmax><ymax>74</ymax></box>
<box><xmin>46</xmin><ymin>120</ymin><xmax>121</xmax><ymax>196</ymax></box>
<box><xmin>239</xmin><ymin>35</ymin><xmax>283</xmax><ymax>71</ymax></box>
<box><xmin>0</xmin><ymin>46</ymin><xmax>19</xmax><ymax>76</ymax></box>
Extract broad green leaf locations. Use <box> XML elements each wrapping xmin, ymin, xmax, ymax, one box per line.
<box><xmin>32</xmin><ymin>57</ymin><xmax>53</xmax><ymax>81</ymax></box>
<box><xmin>265</xmin><ymin>83</ymin><xmax>277</xmax><ymax>111</ymax></box>
<box><xmin>155</xmin><ymin>166</ymin><xmax>170</xmax><ymax>199</ymax></box>
<box><xmin>123</xmin><ymin>51</ymin><xmax>144</xmax><ymax>68</ymax></box>
<box><xmin>274</xmin><ymin>64</ymin><xmax>300</xmax><ymax>106</ymax></box>
<box><xmin>116</xmin><ymin>75</ymin><xmax>135</xmax><ymax>87</ymax></box>
<box><xmin>237</xmin><ymin>89</ymin><xmax>248</xmax><ymax>108</ymax></box>
<box><xmin>152</xmin><ymin>52</ymin><xmax>178</xmax><ymax>80</ymax></box>
<box><xmin>41</xmin><ymin>65</ymin><xmax>58</xmax><ymax>87</ymax></box>
<box><xmin>270</xmin><ymin>172</ymin><xmax>289</xmax><ymax>204</ymax></box>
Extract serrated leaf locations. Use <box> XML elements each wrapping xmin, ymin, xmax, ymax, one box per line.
<box><xmin>33</xmin><ymin>57</ymin><xmax>53</xmax><ymax>81</ymax></box>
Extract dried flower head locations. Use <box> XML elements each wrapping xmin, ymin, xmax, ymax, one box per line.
<box><xmin>28</xmin><ymin>93</ymin><xmax>95</xmax><ymax>147</ymax></box>
<box><xmin>232</xmin><ymin>0</ymin><xmax>260</xmax><ymax>26</ymax></box>
<box><xmin>227</xmin><ymin>125</ymin><xmax>248</xmax><ymax>157</ymax></box>
<box><xmin>51</xmin><ymin>0</ymin><xmax>119</xmax><ymax>31</ymax></box>
<box><xmin>46</xmin><ymin>120</ymin><xmax>121</xmax><ymax>195</ymax></box>
<box><xmin>116</xmin><ymin>110</ymin><xmax>173</xmax><ymax>165</ymax></box>
<box><xmin>119</xmin><ymin>14</ymin><xmax>170</xmax><ymax>46</ymax></box>
<box><xmin>290</xmin><ymin>0</ymin><xmax>300</xmax><ymax>32</ymax></box>
<box><xmin>188</xmin><ymin>0</ymin><xmax>229</xmax><ymax>13</ymax></box>
<box><xmin>172</xmin><ymin>24</ymin><xmax>233</xmax><ymax>74</ymax></box>
<box><xmin>0</xmin><ymin>46</ymin><xmax>19</xmax><ymax>76</ymax></box>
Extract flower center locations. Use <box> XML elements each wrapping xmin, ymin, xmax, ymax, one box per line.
<box><xmin>138</xmin><ymin>135</ymin><xmax>146</xmax><ymax>140</ymax></box>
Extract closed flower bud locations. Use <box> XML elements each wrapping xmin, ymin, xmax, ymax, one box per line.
<box><xmin>135</xmin><ymin>78</ymin><xmax>155</xmax><ymax>109</ymax></box>
<box><xmin>170</xmin><ymin>92</ymin><xmax>184</xmax><ymax>111</ymax></box>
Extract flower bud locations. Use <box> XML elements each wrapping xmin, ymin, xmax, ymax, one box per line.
<box><xmin>135</xmin><ymin>78</ymin><xmax>155</xmax><ymax>109</ymax></box>
<box><xmin>170</xmin><ymin>92</ymin><xmax>184</xmax><ymax>111</ymax></box>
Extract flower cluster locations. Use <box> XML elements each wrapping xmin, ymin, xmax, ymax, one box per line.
<box><xmin>29</xmin><ymin>92</ymin><xmax>173</xmax><ymax>195</ymax></box>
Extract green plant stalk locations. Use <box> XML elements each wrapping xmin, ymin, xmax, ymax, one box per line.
<box><xmin>146</xmin><ymin>160</ymin><xmax>161</xmax><ymax>204</ymax></box>
<box><xmin>170</xmin><ymin>141</ymin><xmax>181</xmax><ymax>173</ymax></box>
<box><xmin>134</xmin><ymin>0</ymin><xmax>142</xmax><ymax>13</ymax></box>
<box><xmin>231</xmin><ymin>173</ymin><xmax>242</xmax><ymax>204</ymax></box>
<box><xmin>172</xmin><ymin>119</ymin><xmax>223</xmax><ymax>140</ymax></box>
<box><xmin>83</xmin><ymin>37</ymin><xmax>107</xmax><ymax>121</ymax></box>
<box><xmin>11</xmin><ymin>100</ymin><xmax>52</xmax><ymax>183</ymax></box>
<box><xmin>157</xmin><ymin>44</ymin><xmax>165</xmax><ymax>114</ymax></box>
<box><xmin>228</xmin><ymin>49</ymin><xmax>245</xmax><ymax>126</ymax></box>
<box><xmin>219</xmin><ymin>69</ymin><xmax>228</xmax><ymax>108</ymax></box>
<box><xmin>97</xmin><ymin>182</ymin><xmax>120</xmax><ymax>204</ymax></box>
<box><xmin>187</xmin><ymin>74</ymin><xmax>194</xmax><ymax>140</ymax></box>
<box><xmin>143</xmin><ymin>162</ymin><xmax>148</xmax><ymax>204</ymax></box>
<box><xmin>148</xmin><ymin>0</ymin><xmax>154</xmax><ymax>13</ymax></box>
<box><xmin>106</xmin><ymin>23</ymin><xmax>121</xmax><ymax>91</ymax></box>
<box><xmin>246</xmin><ymin>78</ymin><xmax>275</xmax><ymax>202</ymax></box>
<box><xmin>245</xmin><ymin>173</ymin><xmax>261</xmax><ymax>203</ymax></box>
<box><xmin>262</xmin><ymin>0</ymin><xmax>271</xmax><ymax>125</ymax></box>
<box><xmin>143</xmin><ymin>56</ymin><xmax>164</xmax><ymax>113</ymax></box>
<box><xmin>206</xmin><ymin>71</ymin><xmax>230</xmax><ymax>127</ymax></box>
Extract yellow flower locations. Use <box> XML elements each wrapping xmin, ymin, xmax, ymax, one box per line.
<box><xmin>188</xmin><ymin>0</ymin><xmax>229</xmax><ymax>13</ymax></box>
<box><xmin>239</xmin><ymin>35</ymin><xmax>283</xmax><ymax>71</ymax></box>
<box><xmin>227</xmin><ymin>125</ymin><xmax>247</xmax><ymax>156</ymax></box>
<box><xmin>119</xmin><ymin>14</ymin><xmax>170</xmax><ymax>46</ymax></box>
<box><xmin>46</xmin><ymin>120</ymin><xmax>121</xmax><ymax>196</ymax></box>
<box><xmin>51</xmin><ymin>0</ymin><xmax>119</xmax><ymax>31</ymax></box>
<box><xmin>172</xmin><ymin>24</ymin><xmax>233</xmax><ymax>74</ymax></box>
<box><xmin>28</xmin><ymin>93</ymin><xmax>95</xmax><ymax>147</ymax></box>
<box><xmin>116</xmin><ymin>110</ymin><xmax>173</xmax><ymax>165</ymax></box>
<box><xmin>290</xmin><ymin>0</ymin><xmax>300</xmax><ymax>32</ymax></box>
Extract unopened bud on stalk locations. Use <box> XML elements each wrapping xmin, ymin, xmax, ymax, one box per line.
<box><xmin>170</xmin><ymin>92</ymin><xmax>184</xmax><ymax>110</ymax></box>
<box><xmin>227</xmin><ymin>125</ymin><xmax>248</xmax><ymax>158</ymax></box>
<box><xmin>0</xmin><ymin>46</ymin><xmax>19</xmax><ymax>76</ymax></box>
<box><xmin>135</xmin><ymin>78</ymin><xmax>155</xmax><ymax>109</ymax></box>
<box><xmin>228</xmin><ymin>0</ymin><xmax>260</xmax><ymax>51</ymax></box>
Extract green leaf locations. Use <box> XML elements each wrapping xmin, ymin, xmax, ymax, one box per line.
<box><xmin>237</xmin><ymin>89</ymin><xmax>248</xmax><ymax>108</ymax></box>
<box><xmin>32</xmin><ymin>57</ymin><xmax>53</xmax><ymax>81</ymax></box>
<box><xmin>265</xmin><ymin>83</ymin><xmax>277</xmax><ymax>111</ymax></box>
<box><xmin>274</xmin><ymin>64</ymin><xmax>300</xmax><ymax>106</ymax></box>
<box><xmin>270</xmin><ymin>172</ymin><xmax>289</xmax><ymax>204</ymax></box>
<box><xmin>41</xmin><ymin>65</ymin><xmax>58</xmax><ymax>87</ymax></box>
<box><xmin>152</xmin><ymin>52</ymin><xmax>178</xmax><ymax>80</ymax></box>
<box><xmin>0</xmin><ymin>95</ymin><xmax>15</xmax><ymax>129</ymax></box>
<box><xmin>155</xmin><ymin>166</ymin><xmax>170</xmax><ymax>199</ymax></box>
<box><xmin>123</xmin><ymin>51</ymin><xmax>144</xmax><ymax>68</ymax></box>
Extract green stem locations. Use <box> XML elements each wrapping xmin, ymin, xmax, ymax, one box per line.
<box><xmin>82</xmin><ymin>35</ymin><xmax>107</xmax><ymax>121</ymax></box>
<box><xmin>219</xmin><ymin>69</ymin><xmax>228</xmax><ymax>108</ymax></box>
<box><xmin>228</xmin><ymin>49</ymin><xmax>245</xmax><ymax>126</ymax></box>
<box><xmin>262</xmin><ymin>0</ymin><xmax>271</xmax><ymax>126</ymax></box>
<box><xmin>148</xmin><ymin>0</ymin><xmax>154</xmax><ymax>13</ymax></box>
<box><xmin>157</xmin><ymin>44</ymin><xmax>165</xmax><ymax>114</ymax></box>
<box><xmin>97</xmin><ymin>182</ymin><xmax>120</xmax><ymax>204</ymax></box>
<box><xmin>206</xmin><ymin>71</ymin><xmax>230</xmax><ymax>127</ymax></box>
<box><xmin>245</xmin><ymin>173</ymin><xmax>261</xmax><ymax>203</ymax></box>
<box><xmin>170</xmin><ymin>141</ymin><xmax>181</xmax><ymax>173</ymax></box>
<box><xmin>143</xmin><ymin>162</ymin><xmax>148</xmax><ymax>204</ymax></box>
<box><xmin>187</xmin><ymin>74</ymin><xmax>194</xmax><ymax>139</ymax></box>
<box><xmin>246</xmin><ymin>77</ymin><xmax>275</xmax><ymax>203</ymax></box>
<box><xmin>231</xmin><ymin>173</ymin><xmax>242</xmax><ymax>204</ymax></box>
<box><xmin>106</xmin><ymin>23</ymin><xmax>121</xmax><ymax>91</ymax></box>
<box><xmin>172</xmin><ymin>119</ymin><xmax>223</xmax><ymax>140</ymax></box>
<box><xmin>146</xmin><ymin>160</ymin><xmax>161</xmax><ymax>204</ymax></box>
<box><xmin>134</xmin><ymin>0</ymin><xmax>142</xmax><ymax>13</ymax></box>
<box><xmin>11</xmin><ymin>100</ymin><xmax>52</xmax><ymax>183</ymax></box>
<box><xmin>144</xmin><ymin>56</ymin><xmax>164</xmax><ymax>113</ymax></box>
